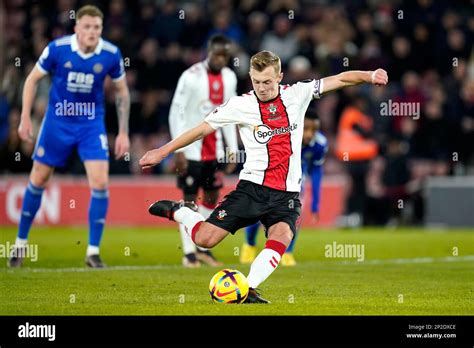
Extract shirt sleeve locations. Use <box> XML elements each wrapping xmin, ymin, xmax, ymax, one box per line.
<box><xmin>109</xmin><ymin>48</ymin><xmax>126</xmax><ymax>81</ymax></box>
<box><xmin>204</xmin><ymin>97</ymin><xmax>240</xmax><ymax>130</ymax></box>
<box><xmin>293</xmin><ymin>79</ymin><xmax>324</xmax><ymax>102</ymax></box>
<box><xmin>36</xmin><ymin>42</ymin><xmax>56</xmax><ymax>75</ymax></box>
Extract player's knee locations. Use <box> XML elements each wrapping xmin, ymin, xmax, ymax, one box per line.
<box><xmin>89</xmin><ymin>177</ymin><xmax>108</xmax><ymax>190</ymax></box>
<box><xmin>194</xmin><ymin>232</ymin><xmax>216</xmax><ymax>249</ymax></box>
<box><xmin>268</xmin><ymin>222</ymin><xmax>293</xmax><ymax>245</ymax></box>
<box><xmin>29</xmin><ymin>175</ymin><xmax>48</xmax><ymax>188</ymax></box>
<box><xmin>30</xmin><ymin>169</ymin><xmax>51</xmax><ymax>188</ymax></box>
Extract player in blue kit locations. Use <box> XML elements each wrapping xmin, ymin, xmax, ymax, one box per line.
<box><xmin>240</xmin><ymin>110</ymin><xmax>328</xmax><ymax>266</ymax></box>
<box><xmin>8</xmin><ymin>5</ymin><xmax>130</xmax><ymax>268</ymax></box>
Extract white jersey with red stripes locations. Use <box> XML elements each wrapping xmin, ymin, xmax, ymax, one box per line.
<box><xmin>205</xmin><ymin>79</ymin><xmax>324</xmax><ymax>192</ymax></box>
<box><xmin>169</xmin><ymin>61</ymin><xmax>238</xmax><ymax>162</ymax></box>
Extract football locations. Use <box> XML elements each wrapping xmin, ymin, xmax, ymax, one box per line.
<box><xmin>209</xmin><ymin>269</ymin><xmax>249</xmax><ymax>304</ymax></box>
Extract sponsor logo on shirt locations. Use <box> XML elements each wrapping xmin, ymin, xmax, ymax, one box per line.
<box><xmin>67</xmin><ymin>71</ymin><xmax>94</xmax><ymax>93</ymax></box>
<box><xmin>253</xmin><ymin>123</ymin><xmax>298</xmax><ymax>144</ymax></box>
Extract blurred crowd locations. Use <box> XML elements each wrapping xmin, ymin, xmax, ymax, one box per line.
<box><xmin>1</xmin><ymin>0</ymin><xmax>473</xmax><ymax>226</ymax></box>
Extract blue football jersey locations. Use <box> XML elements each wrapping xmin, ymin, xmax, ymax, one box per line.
<box><xmin>36</xmin><ymin>34</ymin><xmax>125</xmax><ymax>123</ymax></box>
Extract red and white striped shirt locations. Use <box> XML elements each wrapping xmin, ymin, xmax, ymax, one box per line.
<box><xmin>169</xmin><ymin>61</ymin><xmax>238</xmax><ymax>161</ymax></box>
<box><xmin>205</xmin><ymin>79</ymin><xmax>324</xmax><ymax>192</ymax></box>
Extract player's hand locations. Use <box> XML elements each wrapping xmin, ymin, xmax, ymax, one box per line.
<box><xmin>225</xmin><ymin>161</ymin><xmax>237</xmax><ymax>174</ymax></box>
<box><xmin>114</xmin><ymin>132</ymin><xmax>130</xmax><ymax>160</ymax></box>
<box><xmin>115</xmin><ymin>132</ymin><xmax>130</xmax><ymax>160</ymax></box>
<box><xmin>370</xmin><ymin>69</ymin><xmax>388</xmax><ymax>86</ymax></box>
<box><xmin>18</xmin><ymin>117</ymin><xmax>34</xmax><ymax>143</ymax></box>
<box><xmin>175</xmin><ymin>152</ymin><xmax>188</xmax><ymax>176</ymax></box>
<box><xmin>311</xmin><ymin>212</ymin><xmax>320</xmax><ymax>224</ymax></box>
<box><xmin>139</xmin><ymin>148</ymin><xmax>168</xmax><ymax>170</ymax></box>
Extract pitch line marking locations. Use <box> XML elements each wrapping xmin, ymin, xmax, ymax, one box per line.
<box><xmin>3</xmin><ymin>255</ymin><xmax>473</xmax><ymax>273</ymax></box>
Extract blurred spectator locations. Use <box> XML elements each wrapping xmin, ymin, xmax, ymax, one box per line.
<box><xmin>459</xmin><ymin>79</ymin><xmax>474</xmax><ymax>167</ymax></box>
<box><xmin>208</xmin><ymin>10</ymin><xmax>244</xmax><ymax>45</ymax></box>
<box><xmin>243</xmin><ymin>11</ymin><xmax>268</xmax><ymax>56</ymax></box>
<box><xmin>335</xmin><ymin>95</ymin><xmax>379</xmax><ymax>227</ymax></box>
<box><xmin>286</xmin><ymin>55</ymin><xmax>312</xmax><ymax>84</ymax></box>
<box><xmin>179</xmin><ymin>3</ymin><xmax>210</xmax><ymax>49</ymax></box>
<box><xmin>392</xmin><ymin>71</ymin><xmax>425</xmax><ymax>133</ymax></box>
<box><xmin>260</xmin><ymin>14</ymin><xmax>298</xmax><ymax>66</ymax></box>
<box><xmin>152</xmin><ymin>0</ymin><xmax>183</xmax><ymax>46</ymax></box>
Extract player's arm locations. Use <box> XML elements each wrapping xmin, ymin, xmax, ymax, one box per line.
<box><xmin>139</xmin><ymin>121</ymin><xmax>215</xmax><ymax>169</ymax></box>
<box><xmin>112</xmin><ymin>78</ymin><xmax>130</xmax><ymax>159</ymax></box>
<box><xmin>18</xmin><ymin>66</ymin><xmax>47</xmax><ymax>143</ymax></box>
<box><xmin>321</xmin><ymin>69</ymin><xmax>388</xmax><ymax>96</ymax></box>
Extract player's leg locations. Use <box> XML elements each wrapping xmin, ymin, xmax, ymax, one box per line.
<box><xmin>78</xmin><ymin>125</ymin><xmax>110</xmax><ymax>268</ymax></box>
<box><xmin>151</xmin><ymin>201</ymin><xmax>230</xmax><ymax>249</ymax></box>
<box><xmin>281</xmin><ymin>179</ymin><xmax>306</xmax><ymax>267</ymax></box>
<box><xmin>281</xmin><ymin>232</ymin><xmax>297</xmax><ymax>266</ymax></box>
<box><xmin>240</xmin><ymin>222</ymin><xmax>260</xmax><ymax>264</ymax></box>
<box><xmin>246</xmin><ymin>221</ymin><xmax>292</xmax><ymax>289</ymax></box>
<box><xmin>196</xmin><ymin>161</ymin><xmax>224</xmax><ymax>265</ymax></box>
<box><xmin>244</xmin><ymin>191</ymin><xmax>301</xmax><ymax>303</ymax></box>
<box><xmin>9</xmin><ymin>161</ymin><xmax>54</xmax><ymax>267</ymax></box>
<box><xmin>83</xmin><ymin>160</ymin><xmax>109</xmax><ymax>267</ymax></box>
<box><xmin>149</xmin><ymin>181</ymin><xmax>258</xmax><ymax>250</ymax></box>
<box><xmin>177</xmin><ymin>160</ymin><xmax>202</xmax><ymax>267</ymax></box>
<box><xmin>9</xmin><ymin>118</ymin><xmax>73</xmax><ymax>267</ymax></box>
<box><xmin>196</xmin><ymin>189</ymin><xmax>223</xmax><ymax>266</ymax></box>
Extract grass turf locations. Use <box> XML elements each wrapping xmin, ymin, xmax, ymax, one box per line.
<box><xmin>0</xmin><ymin>226</ymin><xmax>473</xmax><ymax>315</ymax></box>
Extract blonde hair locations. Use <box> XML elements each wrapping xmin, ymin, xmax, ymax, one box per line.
<box><xmin>250</xmin><ymin>50</ymin><xmax>281</xmax><ymax>74</ymax></box>
<box><xmin>76</xmin><ymin>5</ymin><xmax>104</xmax><ymax>22</ymax></box>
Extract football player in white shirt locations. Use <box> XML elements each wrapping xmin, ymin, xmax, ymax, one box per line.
<box><xmin>141</xmin><ymin>50</ymin><xmax>388</xmax><ymax>303</ymax></box>
<box><xmin>168</xmin><ymin>34</ymin><xmax>238</xmax><ymax>268</ymax></box>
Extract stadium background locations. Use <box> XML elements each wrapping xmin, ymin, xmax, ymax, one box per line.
<box><xmin>0</xmin><ymin>0</ymin><xmax>473</xmax><ymax>228</ymax></box>
<box><xmin>1</xmin><ymin>0</ymin><xmax>474</xmax><ymax>323</ymax></box>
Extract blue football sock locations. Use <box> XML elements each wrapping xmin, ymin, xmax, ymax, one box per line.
<box><xmin>245</xmin><ymin>222</ymin><xmax>260</xmax><ymax>246</ymax></box>
<box><xmin>17</xmin><ymin>182</ymin><xmax>45</xmax><ymax>240</ymax></box>
<box><xmin>88</xmin><ymin>189</ymin><xmax>109</xmax><ymax>248</ymax></box>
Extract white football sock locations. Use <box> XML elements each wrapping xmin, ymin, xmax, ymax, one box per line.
<box><xmin>247</xmin><ymin>240</ymin><xmax>286</xmax><ymax>289</ymax></box>
<box><xmin>86</xmin><ymin>245</ymin><xmax>100</xmax><ymax>256</ymax></box>
<box><xmin>15</xmin><ymin>238</ymin><xmax>28</xmax><ymax>247</ymax></box>
<box><xmin>179</xmin><ymin>223</ymin><xmax>197</xmax><ymax>255</ymax></box>
<box><xmin>174</xmin><ymin>207</ymin><xmax>205</xmax><ymax>242</ymax></box>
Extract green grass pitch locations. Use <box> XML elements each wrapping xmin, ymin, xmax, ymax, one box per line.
<box><xmin>1</xmin><ymin>226</ymin><xmax>473</xmax><ymax>315</ymax></box>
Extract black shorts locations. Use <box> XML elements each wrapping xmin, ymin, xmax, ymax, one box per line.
<box><xmin>207</xmin><ymin>180</ymin><xmax>301</xmax><ymax>236</ymax></box>
<box><xmin>177</xmin><ymin>160</ymin><xmax>224</xmax><ymax>195</ymax></box>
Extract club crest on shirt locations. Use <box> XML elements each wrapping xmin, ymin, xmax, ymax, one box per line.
<box><xmin>217</xmin><ymin>209</ymin><xmax>227</xmax><ymax>220</ymax></box>
<box><xmin>268</xmin><ymin>103</ymin><xmax>277</xmax><ymax>114</ymax></box>
<box><xmin>93</xmin><ymin>63</ymin><xmax>103</xmax><ymax>74</ymax></box>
